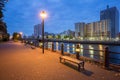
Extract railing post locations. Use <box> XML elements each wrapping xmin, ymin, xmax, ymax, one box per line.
<box><xmin>52</xmin><ymin>42</ymin><xmax>54</xmax><ymax>52</ymax></box>
<box><xmin>46</xmin><ymin>42</ymin><xmax>48</xmax><ymax>50</ymax></box>
<box><xmin>104</xmin><ymin>47</ymin><xmax>109</xmax><ymax>69</ymax></box>
<box><xmin>61</xmin><ymin>43</ymin><xmax>64</xmax><ymax>55</ymax></box>
<box><xmin>76</xmin><ymin>44</ymin><xmax>80</xmax><ymax>60</ymax></box>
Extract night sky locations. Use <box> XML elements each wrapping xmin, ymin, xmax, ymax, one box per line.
<box><xmin>3</xmin><ymin>0</ymin><xmax>120</xmax><ymax>36</ymax></box>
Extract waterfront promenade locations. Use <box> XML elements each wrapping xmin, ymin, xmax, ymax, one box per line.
<box><xmin>0</xmin><ymin>41</ymin><xmax>120</xmax><ymax>80</ymax></box>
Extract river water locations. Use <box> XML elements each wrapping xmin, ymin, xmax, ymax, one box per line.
<box><xmin>47</xmin><ymin>42</ymin><xmax>120</xmax><ymax>65</ymax></box>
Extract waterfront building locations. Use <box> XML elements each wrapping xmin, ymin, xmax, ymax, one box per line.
<box><xmin>60</xmin><ymin>29</ymin><xmax>75</xmax><ymax>39</ymax></box>
<box><xmin>75</xmin><ymin>20</ymin><xmax>110</xmax><ymax>40</ymax></box>
<box><xmin>75</xmin><ymin>5</ymin><xmax>118</xmax><ymax>40</ymax></box>
<box><xmin>94</xmin><ymin>20</ymin><xmax>110</xmax><ymax>40</ymax></box>
<box><xmin>34</xmin><ymin>24</ymin><xmax>42</xmax><ymax>39</ymax></box>
<box><xmin>100</xmin><ymin>5</ymin><xmax>119</xmax><ymax>38</ymax></box>
<box><xmin>75</xmin><ymin>22</ymin><xmax>85</xmax><ymax>39</ymax></box>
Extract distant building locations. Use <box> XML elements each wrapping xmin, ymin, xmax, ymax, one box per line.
<box><xmin>44</xmin><ymin>32</ymin><xmax>55</xmax><ymax>39</ymax></box>
<box><xmin>75</xmin><ymin>5</ymin><xmax>119</xmax><ymax>40</ymax></box>
<box><xmin>75</xmin><ymin>20</ymin><xmax>110</xmax><ymax>40</ymax></box>
<box><xmin>34</xmin><ymin>24</ymin><xmax>42</xmax><ymax>39</ymax></box>
<box><xmin>100</xmin><ymin>5</ymin><xmax>119</xmax><ymax>38</ymax></box>
<box><xmin>60</xmin><ymin>29</ymin><xmax>75</xmax><ymax>39</ymax></box>
<box><xmin>75</xmin><ymin>22</ymin><xmax>85</xmax><ymax>38</ymax></box>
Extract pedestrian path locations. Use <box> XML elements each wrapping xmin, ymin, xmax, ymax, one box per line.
<box><xmin>0</xmin><ymin>41</ymin><xmax>120</xmax><ymax>80</ymax></box>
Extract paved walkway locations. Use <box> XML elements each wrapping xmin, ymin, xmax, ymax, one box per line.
<box><xmin>0</xmin><ymin>41</ymin><xmax>120</xmax><ymax>80</ymax></box>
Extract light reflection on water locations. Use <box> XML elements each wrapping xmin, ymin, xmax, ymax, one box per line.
<box><xmin>47</xmin><ymin>42</ymin><xmax>120</xmax><ymax>64</ymax></box>
<box><xmin>99</xmin><ymin>45</ymin><xmax>104</xmax><ymax>57</ymax></box>
<box><xmin>56</xmin><ymin>42</ymin><xmax>59</xmax><ymax>50</ymax></box>
<box><xmin>80</xmin><ymin>45</ymin><xmax>83</xmax><ymax>56</ymax></box>
<box><xmin>72</xmin><ymin>44</ymin><xmax>75</xmax><ymax>53</ymax></box>
<box><xmin>89</xmin><ymin>45</ymin><xmax>94</xmax><ymax>58</ymax></box>
<box><xmin>67</xmin><ymin>44</ymin><xmax>70</xmax><ymax>53</ymax></box>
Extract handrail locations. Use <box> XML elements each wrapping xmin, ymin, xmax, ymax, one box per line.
<box><xmin>109</xmin><ymin>57</ymin><xmax>120</xmax><ymax>60</ymax></box>
<box><xmin>29</xmin><ymin>40</ymin><xmax>120</xmax><ymax>65</ymax></box>
<box><xmin>109</xmin><ymin>51</ymin><xmax>120</xmax><ymax>54</ymax></box>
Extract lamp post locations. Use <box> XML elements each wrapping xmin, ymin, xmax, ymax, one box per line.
<box><xmin>19</xmin><ymin>32</ymin><xmax>23</xmax><ymax>38</ymax></box>
<box><xmin>19</xmin><ymin>32</ymin><xmax>23</xmax><ymax>35</ymax></box>
<box><xmin>40</xmin><ymin>11</ymin><xmax>47</xmax><ymax>54</ymax></box>
<box><xmin>19</xmin><ymin>32</ymin><xmax>23</xmax><ymax>42</ymax></box>
<box><xmin>75</xmin><ymin>44</ymin><xmax>80</xmax><ymax>60</ymax></box>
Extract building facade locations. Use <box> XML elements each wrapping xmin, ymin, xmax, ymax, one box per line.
<box><xmin>75</xmin><ymin>22</ymin><xmax>85</xmax><ymax>38</ymax></box>
<box><xmin>100</xmin><ymin>5</ymin><xmax>119</xmax><ymax>38</ymax></box>
<box><xmin>75</xmin><ymin>20</ymin><xmax>110</xmax><ymax>40</ymax></box>
<box><xmin>75</xmin><ymin>6</ymin><xmax>119</xmax><ymax>40</ymax></box>
<box><xmin>34</xmin><ymin>24</ymin><xmax>42</xmax><ymax>39</ymax></box>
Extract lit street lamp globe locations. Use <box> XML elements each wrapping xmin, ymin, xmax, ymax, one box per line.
<box><xmin>19</xmin><ymin>32</ymin><xmax>23</xmax><ymax>35</ymax></box>
<box><xmin>40</xmin><ymin>11</ymin><xmax>47</xmax><ymax>19</ymax></box>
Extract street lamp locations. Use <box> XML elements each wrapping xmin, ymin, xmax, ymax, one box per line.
<box><xmin>19</xmin><ymin>32</ymin><xmax>23</xmax><ymax>37</ymax></box>
<box><xmin>40</xmin><ymin>11</ymin><xmax>47</xmax><ymax>53</ymax></box>
<box><xmin>19</xmin><ymin>32</ymin><xmax>23</xmax><ymax>40</ymax></box>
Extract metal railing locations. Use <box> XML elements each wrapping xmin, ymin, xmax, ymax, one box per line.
<box><xmin>109</xmin><ymin>51</ymin><xmax>120</xmax><ymax>65</ymax></box>
<box><xmin>23</xmin><ymin>40</ymin><xmax>120</xmax><ymax>69</ymax></box>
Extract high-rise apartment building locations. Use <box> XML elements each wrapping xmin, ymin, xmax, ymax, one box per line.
<box><xmin>75</xmin><ymin>22</ymin><xmax>85</xmax><ymax>38</ymax></box>
<box><xmin>100</xmin><ymin>5</ymin><xmax>119</xmax><ymax>38</ymax></box>
<box><xmin>75</xmin><ymin>20</ymin><xmax>110</xmax><ymax>40</ymax></box>
<box><xmin>75</xmin><ymin>5</ymin><xmax>119</xmax><ymax>40</ymax></box>
<box><xmin>34</xmin><ymin>24</ymin><xmax>42</xmax><ymax>38</ymax></box>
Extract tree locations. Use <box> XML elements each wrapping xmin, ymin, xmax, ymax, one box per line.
<box><xmin>0</xmin><ymin>0</ymin><xmax>9</xmax><ymax>42</ymax></box>
<box><xmin>12</xmin><ymin>32</ymin><xmax>21</xmax><ymax>40</ymax></box>
<box><xmin>0</xmin><ymin>10</ymin><xmax>3</xmax><ymax>18</ymax></box>
<box><xmin>52</xmin><ymin>35</ymin><xmax>55</xmax><ymax>39</ymax></box>
<box><xmin>64</xmin><ymin>35</ymin><xmax>69</xmax><ymax>39</ymax></box>
<box><xmin>58</xmin><ymin>35</ymin><xmax>61</xmax><ymax>39</ymax></box>
<box><xmin>0</xmin><ymin>0</ymin><xmax>8</xmax><ymax>18</ymax></box>
<box><xmin>55</xmin><ymin>34</ymin><xmax>61</xmax><ymax>39</ymax></box>
<box><xmin>2</xmin><ymin>33</ymin><xmax>10</xmax><ymax>41</ymax></box>
<box><xmin>69</xmin><ymin>35</ymin><xmax>73</xmax><ymax>39</ymax></box>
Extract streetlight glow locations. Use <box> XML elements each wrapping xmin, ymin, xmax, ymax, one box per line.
<box><xmin>40</xmin><ymin>11</ymin><xmax>47</xmax><ymax>19</ymax></box>
<box><xmin>19</xmin><ymin>32</ymin><xmax>23</xmax><ymax>35</ymax></box>
<box><xmin>40</xmin><ymin>10</ymin><xmax>47</xmax><ymax>54</ymax></box>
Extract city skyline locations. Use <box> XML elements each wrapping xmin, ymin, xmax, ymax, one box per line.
<box><xmin>3</xmin><ymin>0</ymin><xmax>120</xmax><ymax>36</ymax></box>
<box><xmin>75</xmin><ymin>5</ymin><xmax>119</xmax><ymax>40</ymax></box>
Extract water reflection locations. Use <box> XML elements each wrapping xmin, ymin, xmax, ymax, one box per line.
<box><xmin>72</xmin><ymin>44</ymin><xmax>75</xmax><ymax>53</ymax></box>
<box><xmin>67</xmin><ymin>44</ymin><xmax>70</xmax><ymax>53</ymax></box>
<box><xmin>99</xmin><ymin>45</ymin><xmax>103</xmax><ymax>56</ymax></box>
<box><xmin>89</xmin><ymin>45</ymin><xmax>94</xmax><ymax>58</ymax></box>
<box><xmin>56</xmin><ymin>42</ymin><xmax>59</xmax><ymax>51</ymax></box>
<box><xmin>80</xmin><ymin>45</ymin><xmax>83</xmax><ymax>56</ymax></box>
<box><xmin>47</xmin><ymin>42</ymin><xmax>120</xmax><ymax>64</ymax></box>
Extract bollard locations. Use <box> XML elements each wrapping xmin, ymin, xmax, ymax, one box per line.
<box><xmin>104</xmin><ymin>47</ymin><xmax>109</xmax><ymax>69</ymax></box>
<box><xmin>52</xmin><ymin>42</ymin><xmax>54</xmax><ymax>52</ymax></box>
<box><xmin>76</xmin><ymin>44</ymin><xmax>80</xmax><ymax>60</ymax></box>
<box><xmin>61</xmin><ymin>43</ymin><xmax>64</xmax><ymax>55</ymax></box>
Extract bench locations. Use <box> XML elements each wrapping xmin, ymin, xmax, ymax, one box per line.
<box><xmin>31</xmin><ymin>46</ymin><xmax>36</xmax><ymax>49</ymax></box>
<box><xmin>59</xmin><ymin>56</ymin><xmax>85</xmax><ymax>71</ymax></box>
